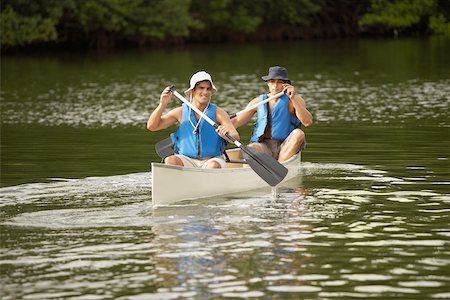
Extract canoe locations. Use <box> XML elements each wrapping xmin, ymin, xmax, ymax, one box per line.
<box><xmin>151</xmin><ymin>148</ymin><xmax>301</xmax><ymax>206</ymax></box>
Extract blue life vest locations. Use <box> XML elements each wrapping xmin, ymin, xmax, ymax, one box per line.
<box><xmin>171</xmin><ymin>103</ymin><xmax>225</xmax><ymax>158</ymax></box>
<box><xmin>250</xmin><ymin>94</ymin><xmax>301</xmax><ymax>143</ymax></box>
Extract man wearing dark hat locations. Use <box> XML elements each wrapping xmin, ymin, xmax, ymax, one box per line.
<box><xmin>232</xmin><ymin>66</ymin><xmax>313</xmax><ymax>162</ymax></box>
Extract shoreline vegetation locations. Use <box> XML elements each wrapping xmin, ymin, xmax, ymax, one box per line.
<box><xmin>1</xmin><ymin>0</ymin><xmax>449</xmax><ymax>53</ymax></box>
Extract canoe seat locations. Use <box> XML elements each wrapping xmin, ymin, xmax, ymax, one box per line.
<box><xmin>224</xmin><ymin>148</ymin><xmax>245</xmax><ymax>168</ymax></box>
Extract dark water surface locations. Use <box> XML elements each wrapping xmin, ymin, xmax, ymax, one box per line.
<box><xmin>1</xmin><ymin>38</ymin><xmax>449</xmax><ymax>299</ymax></box>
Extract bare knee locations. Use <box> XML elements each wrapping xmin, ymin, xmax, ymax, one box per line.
<box><xmin>248</xmin><ymin>143</ymin><xmax>263</xmax><ymax>151</ymax></box>
<box><xmin>164</xmin><ymin>155</ymin><xmax>183</xmax><ymax>166</ymax></box>
<box><xmin>286</xmin><ymin>130</ymin><xmax>304</xmax><ymax>150</ymax></box>
<box><xmin>292</xmin><ymin>129</ymin><xmax>305</xmax><ymax>144</ymax></box>
<box><xmin>278</xmin><ymin>130</ymin><xmax>305</xmax><ymax>162</ymax></box>
<box><xmin>204</xmin><ymin>161</ymin><xmax>221</xmax><ymax>169</ymax></box>
<box><xmin>248</xmin><ymin>143</ymin><xmax>271</xmax><ymax>155</ymax></box>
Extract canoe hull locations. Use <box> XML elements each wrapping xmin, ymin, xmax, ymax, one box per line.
<box><xmin>151</xmin><ymin>150</ymin><xmax>300</xmax><ymax>206</ymax></box>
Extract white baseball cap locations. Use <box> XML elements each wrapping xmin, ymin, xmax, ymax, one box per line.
<box><xmin>184</xmin><ymin>71</ymin><xmax>217</xmax><ymax>96</ymax></box>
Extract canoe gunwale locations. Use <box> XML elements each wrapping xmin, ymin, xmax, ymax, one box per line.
<box><xmin>151</xmin><ymin>149</ymin><xmax>299</xmax><ymax>173</ymax></box>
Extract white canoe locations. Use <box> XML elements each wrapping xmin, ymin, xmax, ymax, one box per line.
<box><xmin>151</xmin><ymin>148</ymin><xmax>301</xmax><ymax>206</ymax></box>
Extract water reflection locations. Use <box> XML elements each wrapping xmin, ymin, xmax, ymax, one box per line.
<box><xmin>2</xmin><ymin>161</ymin><xmax>448</xmax><ymax>299</ymax></box>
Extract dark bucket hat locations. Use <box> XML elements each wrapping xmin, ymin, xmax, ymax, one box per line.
<box><xmin>262</xmin><ymin>66</ymin><xmax>290</xmax><ymax>83</ymax></box>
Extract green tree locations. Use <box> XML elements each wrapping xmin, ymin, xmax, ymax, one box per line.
<box><xmin>263</xmin><ymin>0</ymin><xmax>321</xmax><ymax>26</ymax></box>
<box><xmin>189</xmin><ymin>0</ymin><xmax>320</xmax><ymax>41</ymax></box>
<box><xmin>1</xmin><ymin>0</ymin><xmax>70</xmax><ymax>47</ymax></box>
<box><xmin>360</xmin><ymin>0</ymin><xmax>449</xmax><ymax>36</ymax></box>
<box><xmin>1</xmin><ymin>0</ymin><xmax>200</xmax><ymax>49</ymax></box>
<box><xmin>430</xmin><ymin>14</ymin><xmax>450</xmax><ymax>36</ymax></box>
<box><xmin>189</xmin><ymin>0</ymin><xmax>262</xmax><ymax>41</ymax></box>
<box><xmin>66</xmin><ymin>0</ymin><xmax>201</xmax><ymax>48</ymax></box>
<box><xmin>3</xmin><ymin>0</ymin><xmax>448</xmax><ymax>50</ymax></box>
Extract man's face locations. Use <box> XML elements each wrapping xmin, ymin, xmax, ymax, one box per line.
<box><xmin>266</xmin><ymin>79</ymin><xmax>286</xmax><ymax>94</ymax></box>
<box><xmin>192</xmin><ymin>81</ymin><xmax>213</xmax><ymax>105</ymax></box>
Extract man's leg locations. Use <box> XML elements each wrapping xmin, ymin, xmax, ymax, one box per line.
<box><xmin>164</xmin><ymin>155</ymin><xmax>184</xmax><ymax>166</ymax></box>
<box><xmin>202</xmin><ymin>157</ymin><xmax>226</xmax><ymax>169</ymax></box>
<box><xmin>165</xmin><ymin>155</ymin><xmax>197</xmax><ymax>167</ymax></box>
<box><xmin>248</xmin><ymin>142</ymin><xmax>272</xmax><ymax>156</ymax></box>
<box><xmin>278</xmin><ymin>129</ymin><xmax>305</xmax><ymax>162</ymax></box>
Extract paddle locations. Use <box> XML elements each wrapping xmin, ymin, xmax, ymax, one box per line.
<box><xmin>154</xmin><ymin>136</ymin><xmax>174</xmax><ymax>159</ymax></box>
<box><xmin>169</xmin><ymin>86</ymin><xmax>288</xmax><ymax>186</ymax></box>
<box><xmin>229</xmin><ymin>90</ymin><xmax>285</xmax><ymax>119</ymax></box>
<box><xmin>155</xmin><ymin>90</ymin><xmax>286</xmax><ymax>159</ymax></box>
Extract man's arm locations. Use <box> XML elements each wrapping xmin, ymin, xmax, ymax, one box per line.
<box><xmin>284</xmin><ymin>85</ymin><xmax>313</xmax><ymax>127</ymax></box>
<box><xmin>216</xmin><ymin>107</ymin><xmax>240</xmax><ymax>142</ymax></box>
<box><xmin>147</xmin><ymin>86</ymin><xmax>181</xmax><ymax>131</ymax></box>
<box><xmin>230</xmin><ymin>98</ymin><xmax>259</xmax><ymax>128</ymax></box>
<box><xmin>290</xmin><ymin>95</ymin><xmax>313</xmax><ymax>127</ymax></box>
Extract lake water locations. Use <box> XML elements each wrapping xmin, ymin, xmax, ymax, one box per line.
<box><xmin>1</xmin><ymin>38</ymin><xmax>449</xmax><ymax>299</ymax></box>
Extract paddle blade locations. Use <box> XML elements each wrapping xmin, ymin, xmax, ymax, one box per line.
<box><xmin>241</xmin><ymin>146</ymin><xmax>288</xmax><ymax>186</ymax></box>
<box><xmin>155</xmin><ymin>137</ymin><xmax>174</xmax><ymax>159</ymax></box>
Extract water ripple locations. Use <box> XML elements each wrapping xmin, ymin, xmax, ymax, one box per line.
<box><xmin>1</xmin><ymin>78</ymin><xmax>449</xmax><ymax>127</ymax></box>
<box><xmin>1</xmin><ymin>162</ymin><xmax>449</xmax><ymax>299</ymax></box>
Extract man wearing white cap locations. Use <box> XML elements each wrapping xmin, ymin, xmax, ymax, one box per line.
<box><xmin>147</xmin><ymin>71</ymin><xmax>239</xmax><ymax>168</ymax></box>
<box><xmin>232</xmin><ymin>66</ymin><xmax>313</xmax><ymax>162</ymax></box>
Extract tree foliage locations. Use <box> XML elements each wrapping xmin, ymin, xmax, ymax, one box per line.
<box><xmin>1</xmin><ymin>0</ymin><xmax>68</xmax><ymax>46</ymax></box>
<box><xmin>1</xmin><ymin>0</ymin><xmax>200</xmax><ymax>48</ymax></box>
<box><xmin>1</xmin><ymin>0</ymin><xmax>448</xmax><ymax>50</ymax></box>
<box><xmin>430</xmin><ymin>14</ymin><xmax>450</xmax><ymax>36</ymax></box>
<box><xmin>360</xmin><ymin>0</ymin><xmax>436</xmax><ymax>28</ymax></box>
<box><xmin>359</xmin><ymin>0</ymin><xmax>449</xmax><ymax>36</ymax></box>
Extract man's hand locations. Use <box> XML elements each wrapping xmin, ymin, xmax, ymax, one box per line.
<box><xmin>216</xmin><ymin>124</ymin><xmax>232</xmax><ymax>140</ymax></box>
<box><xmin>282</xmin><ymin>84</ymin><xmax>295</xmax><ymax>99</ymax></box>
<box><xmin>160</xmin><ymin>86</ymin><xmax>173</xmax><ymax>106</ymax></box>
